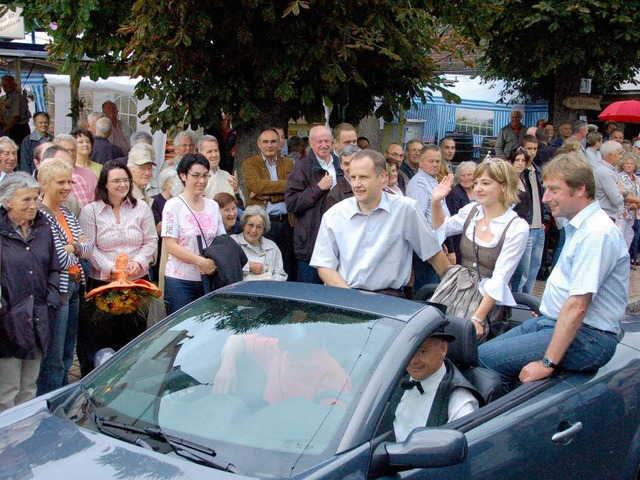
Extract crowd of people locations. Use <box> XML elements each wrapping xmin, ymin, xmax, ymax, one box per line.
<box><xmin>0</xmin><ymin>83</ymin><xmax>633</xmax><ymax>452</ymax></box>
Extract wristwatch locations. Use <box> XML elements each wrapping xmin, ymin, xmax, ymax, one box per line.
<box><xmin>541</xmin><ymin>356</ymin><xmax>557</xmax><ymax>369</ymax></box>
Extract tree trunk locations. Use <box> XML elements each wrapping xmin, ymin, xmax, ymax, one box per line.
<box><xmin>69</xmin><ymin>64</ymin><xmax>81</xmax><ymax>129</ymax></box>
<box><xmin>551</xmin><ymin>67</ymin><xmax>589</xmax><ymax>126</ymax></box>
<box><xmin>357</xmin><ymin>113</ymin><xmax>383</xmax><ymax>151</ymax></box>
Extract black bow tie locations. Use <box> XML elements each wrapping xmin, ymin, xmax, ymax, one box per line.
<box><xmin>401</xmin><ymin>380</ymin><xmax>424</xmax><ymax>395</ymax></box>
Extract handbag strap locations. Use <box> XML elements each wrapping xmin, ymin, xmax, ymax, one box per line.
<box><xmin>178</xmin><ymin>195</ymin><xmax>209</xmax><ymax>250</ymax></box>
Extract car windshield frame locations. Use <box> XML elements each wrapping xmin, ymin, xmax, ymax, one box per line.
<box><xmin>75</xmin><ymin>294</ymin><xmax>404</xmax><ymax>477</ymax></box>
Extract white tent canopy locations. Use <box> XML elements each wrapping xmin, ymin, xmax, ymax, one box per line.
<box><xmin>44</xmin><ymin>74</ymin><xmax>167</xmax><ymax>165</ymax></box>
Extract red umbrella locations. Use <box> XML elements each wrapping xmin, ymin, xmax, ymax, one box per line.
<box><xmin>598</xmin><ymin>100</ymin><xmax>640</xmax><ymax>123</ymax></box>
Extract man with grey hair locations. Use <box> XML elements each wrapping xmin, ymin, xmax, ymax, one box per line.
<box><xmin>571</xmin><ymin>120</ymin><xmax>589</xmax><ymax>153</ymax></box>
<box><xmin>128</xmin><ymin>143</ymin><xmax>157</xmax><ymax>206</ymax></box>
<box><xmin>86</xmin><ymin>112</ymin><xmax>102</xmax><ymax>136</ymax></box>
<box><xmin>495</xmin><ymin>110</ymin><xmax>526</xmax><ymax>158</ymax></box>
<box><xmin>130</xmin><ymin>131</ymin><xmax>153</xmax><ymax>146</ymax></box>
<box><xmin>285</xmin><ymin>125</ymin><xmax>339</xmax><ymax>283</ymax></box>
<box><xmin>398</xmin><ymin>139</ymin><xmax>423</xmax><ymax>188</ymax></box>
<box><xmin>311</xmin><ymin>150</ymin><xmax>448</xmax><ymax>295</ymax></box>
<box><xmin>102</xmin><ymin>100</ymin><xmax>132</xmax><ymax>156</ymax></box>
<box><xmin>0</xmin><ymin>137</ymin><xmax>18</xmax><ymax>176</ymax></box>
<box><xmin>90</xmin><ymin>117</ymin><xmax>124</xmax><ymax>165</ymax></box>
<box><xmin>160</xmin><ymin>131</ymin><xmax>195</xmax><ymax>172</ymax></box>
<box><xmin>594</xmin><ymin>140</ymin><xmax>625</xmax><ymax>221</ymax></box>
<box><xmin>407</xmin><ymin>144</ymin><xmax>450</xmax><ymax>290</ymax></box>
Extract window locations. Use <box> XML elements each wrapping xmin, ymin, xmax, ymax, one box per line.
<box><xmin>455</xmin><ymin>108</ymin><xmax>494</xmax><ymax>136</ymax></box>
<box><xmin>114</xmin><ymin>94</ymin><xmax>138</xmax><ymax>132</ymax></box>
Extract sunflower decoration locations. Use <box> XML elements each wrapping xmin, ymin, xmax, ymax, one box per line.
<box><xmin>86</xmin><ymin>253</ymin><xmax>162</xmax><ymax>324</ymax></box>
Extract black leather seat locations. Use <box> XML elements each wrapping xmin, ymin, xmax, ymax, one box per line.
<box><xmin>443</xmin><ymin>316</ymin><xmax>503</xmax><ymax>404</ymax></box>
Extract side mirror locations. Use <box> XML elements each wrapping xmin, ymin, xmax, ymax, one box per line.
<box><xmin>376</xmin><ymin>428</ymin><xmax>467</xmax><ymax>470</ymax></box>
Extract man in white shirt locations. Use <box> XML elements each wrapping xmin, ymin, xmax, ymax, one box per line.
<box><xmin>310</xmin><ymin>149</ymin><xmax>448</xmax><ymax>295</ymax></box>
<box><xmin>393</xmin><ymin>329</ymin><xmax>480</xmax><ymax>441</ymax></box>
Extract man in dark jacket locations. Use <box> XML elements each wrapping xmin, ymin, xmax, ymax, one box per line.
<box><xmin>20</xmin><ymin>112</ymin><xmax>53</xmax><ymax>174</ymax></box>
<box><xmin>90</xmin><ymin>117</ymin><xmax>124</xmax><ymax>165</ymax></box>
<box><xmin>285</xmin><ymin>125</ymin><xmax>340</xmax><ymax>283</ymax></box>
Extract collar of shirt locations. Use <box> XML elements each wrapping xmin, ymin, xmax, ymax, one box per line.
<box><xmin>470</xmin><ymin>204</ymin><xmax>515</xmax><ymax>225</ymax></box>
<box><xmin>348</xmin><ymin>191</ymin><xmax>392</xmax><ymax>218</ymax></box>
<box><xmin>262</xmin><ymin>154</ymin><xmax>278</xmax><ymax>168</ymax></box>
<box><xmin>597</xmin><ymin>159</ymin><xmax>616</xmax><ymax>171</ymax></box>
<box><xmin>564</xmin><ymin>200</ymin><xmax>599</xmax><ymax>232</ymax></box>
<box><xmin>410</xmin><ymin>362</ymin><xmax>446</xmax><ymax>394</ymax></box>
<box><xmin>96</xmin><ymin>198</ymin><xmax>133</xmax><ymax>213</ymax></box>
<box><xmin>209</xmin><ymin>168</ymin><xmax>220</xmax><ymax>177</ymax></box>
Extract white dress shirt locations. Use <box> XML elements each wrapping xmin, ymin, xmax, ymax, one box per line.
<box><xmin>437</xmin><ymin>203</ymin><xmax>529</xmax><ymax>305</ymax></box>
<box><xmin>311</xmin><ymin>193</ymin><xmax>441</xmax><ymax>290</ymax></box>
<box><xmin>393</xmin><ymin>363</ymin><xmax>479</xmax><ymax>442</ymax></box>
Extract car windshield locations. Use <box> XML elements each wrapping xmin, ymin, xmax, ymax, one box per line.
<box><xmin>78</xmin><ymin>294</ymin><xmax>402</xmax><ymax>477</ymax></box>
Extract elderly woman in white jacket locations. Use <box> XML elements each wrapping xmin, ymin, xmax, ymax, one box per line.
<box><xmin>231</xmin><ymin>205</ymin><xmax>287</xmax><ymax>281</ymax></box>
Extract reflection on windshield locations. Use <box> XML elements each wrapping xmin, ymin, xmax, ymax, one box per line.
<box><xmin>83</xmin><ymin>295</ymin><xmax>400</xmax><ymax>477</ymax></box>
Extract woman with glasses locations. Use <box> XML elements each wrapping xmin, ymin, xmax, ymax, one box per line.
<box><xmin>430</xmin><ymin>157</ymin><xmax>529</xmax><ymax>342</ymax></box>
<box><xmin>161</xmin><ymin>154</ymin><xmax>225</xmax><ymax>314</ymax></box>
<box><xmin>231</xmin><ymin>205</ymin><xmax>287</xmax><ymax>281</ymax></box>
<box><xmin>214</xmin><ymin>192</ymin><xmax>242</xmax><ymax>234</ymax></box>
<box><xmin>78</xmin><ymin>161</ymin><xmax>157</xmax><ymax>373</ymax></box>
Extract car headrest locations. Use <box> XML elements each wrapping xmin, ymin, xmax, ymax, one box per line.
<box><xmin>444</xmin><ymin>316</ymin><xmax>478</xmax><ymax>367</ymax></box>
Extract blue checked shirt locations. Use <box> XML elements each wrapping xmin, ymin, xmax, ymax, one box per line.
<box><xmin>540</xmin><ymin>201</ymin><xmax>629</xmax><ymax>334</ymax></box>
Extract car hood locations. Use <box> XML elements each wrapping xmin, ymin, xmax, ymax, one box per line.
<box><xmin>0</xmin><ymin>399</ymin><xmax>249</xmax><ymax>480</ymax></box>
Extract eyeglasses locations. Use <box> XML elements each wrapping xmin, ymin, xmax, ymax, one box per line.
<box><xmin>109</xmin><ymin>178</ymin><xmax>130</xmax><ymax>185</ymax></box>
<box><xmin>187</xmin><ymin>172</ymin><xmax>211</xmax><ymax>180</ymax></box>
<box><xmin>222</xmin><ymin>207</ymin><xmax>237</xmax><ymax>215</ymax></box>
<box><xmin>246</xmin><ymin>222</ymin><xmax>265</xmax><ymax>231</ymax></box>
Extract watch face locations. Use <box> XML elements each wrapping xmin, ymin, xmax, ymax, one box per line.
<box><xmin>542</xmin><ymin>358</ymin><xmax>550</xmax><ymax>368</ymax></box>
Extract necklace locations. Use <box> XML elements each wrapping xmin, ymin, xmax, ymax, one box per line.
<box><xmin>480</xmin><ymin>216</ymin><xmax>490</xmax><ymax>233</ymax></box>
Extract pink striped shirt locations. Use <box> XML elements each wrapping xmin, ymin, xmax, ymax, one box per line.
<box><xmin>72</xmin><ymin>173</ymin><xmax>95</xmax><ymax>207</ymax></box>
<box><xmin>79</xmin><ymin>198</ymin><xmax>158</xmax><ymax>281</ymax></box>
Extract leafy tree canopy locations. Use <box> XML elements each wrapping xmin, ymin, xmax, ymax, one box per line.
<box><xmin>14</xmin><ymin>0</ymin><xmax>498</xmax><ymax>131</ymax></box>
<box><xmin>480</xmin><ymin>0</ymin><xmax>640</xmax><ymax>120</ymax></box>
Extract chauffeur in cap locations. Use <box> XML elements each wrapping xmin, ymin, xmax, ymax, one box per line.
<box><xmin>393</xmin><ymin>328</ymin><xmax>480</xmax><ymax>441</ymax></box>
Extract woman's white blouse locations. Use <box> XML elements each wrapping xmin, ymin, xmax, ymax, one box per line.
<box><xmin>437</xmin><ymin>202</ymin><xmax>529</xmax><ymax>305</ymax></box>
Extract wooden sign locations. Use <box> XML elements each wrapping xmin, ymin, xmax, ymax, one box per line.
<box><xmin>562</xmin><ymin>96</ymin><xmax>602</xmax><ymax>111</ymax></box>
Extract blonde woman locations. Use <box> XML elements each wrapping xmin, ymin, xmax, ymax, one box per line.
<box><xmin>430</xmin><ymin>158</ymin><xmax>529</xmax><ymax>341</ymax></box>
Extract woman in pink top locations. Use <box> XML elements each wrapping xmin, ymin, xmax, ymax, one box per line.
<box><xmin>162</xmin><ymin>154</ymin><xmax>225</xmax><ymax>314</ymax></box>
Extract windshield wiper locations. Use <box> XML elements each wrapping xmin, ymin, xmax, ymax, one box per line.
<box><xmin>78</xmin><ymin>386</ymin><xmax>238</xmax><ymax>473</ymax></box>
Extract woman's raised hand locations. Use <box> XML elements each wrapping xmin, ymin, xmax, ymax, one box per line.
<box><xmin>432</xmin><ymin>173</ymin><xmax>455</xmax><ymax>202</ymax></box>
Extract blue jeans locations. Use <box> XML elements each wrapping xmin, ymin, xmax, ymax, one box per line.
<box><xmin>478</xmin><ymin>316</ymin><xmax>619</xmax><ymax>392</ymax></box>
<box><xmin>164</xmin><ymin>277</ymin><xmax>204</xmax><ymax>315</ymax></box>
<box><xmin>296</xmin><ymin>260</ymin><xmax>322</xmax><ymax>284</ymax></box>
<box><xmin>512</xmin><ymin>228</ymin><xmax>545</xmax><ymax>294</ymax></box>
<box><xmin>37</xmin><ymin>281</ymin><xmax>80</xmax><ymax>395</ymax></box>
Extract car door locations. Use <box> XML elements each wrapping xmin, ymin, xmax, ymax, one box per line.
<box><xmin>377</xmin><ymin>377</ymin><xmax>589</xmax><ymax>479</ymax></box>
<box><xmin>558</xmin><ymin>343</ymin><xmax>640</xmax><ymax>479</ymax></box>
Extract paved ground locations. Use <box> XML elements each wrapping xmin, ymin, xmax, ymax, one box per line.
<box><xmin>67</xmin><ymin>265</ymin><xmax>640</xmax><ymax>384</ymax></box>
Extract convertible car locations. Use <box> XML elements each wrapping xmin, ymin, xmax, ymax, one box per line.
<box><xmin>1</xmin><ymin>281</ymin><xmax>640</xmax><ymax>479</ymax></box>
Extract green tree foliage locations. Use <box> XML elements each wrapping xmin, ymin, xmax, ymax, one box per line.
<box><xmin>13</xmin><ymin>0</ymin><xmax>497</xmax><ymax>132</ymax></box>
<box><xmin>480</xmin><ymin>0</ymin><xmax>640</xmax><ymax>122</ymax></box>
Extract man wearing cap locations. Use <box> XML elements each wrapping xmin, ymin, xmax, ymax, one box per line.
<box><xmin>127</xmin><ymin>143</ymin><xmax>156</xmax><ymax>206</ymax></box>
<box><xmin>393</xmin><ymin>329</ymin><xmax>480</xmax><ymax>441</ymax></box>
